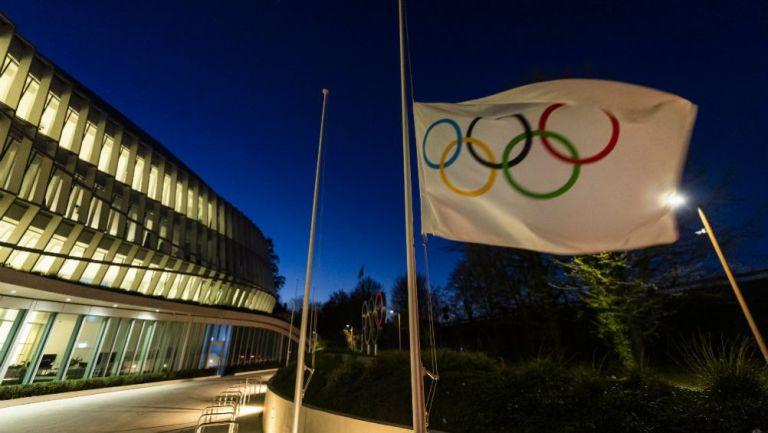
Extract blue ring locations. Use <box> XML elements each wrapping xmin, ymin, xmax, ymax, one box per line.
<box><xmin>423</xmin><ymin>118</ymin><xmax>462</xmax><ymax>169</ymax></box>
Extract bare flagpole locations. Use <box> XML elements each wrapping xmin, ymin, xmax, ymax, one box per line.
<box><xmin>698</xmin><ymin>208</ymin><xmax>768</xmax><ymax>363</ymax></box>
<box><xmin>291</xmin><ymin>88</ymin><xmax>329</xmax><ymax>433</ymax></box>
<box><xmin>398</xmin><ymin>0</ymin><xmax>428</xmax><ymax>431</ymax></box>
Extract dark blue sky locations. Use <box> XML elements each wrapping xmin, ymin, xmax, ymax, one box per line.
<box><xmin>3</xmin><ymin>0</ymin><xmax>766</xmax><ymax>302</ymax></box>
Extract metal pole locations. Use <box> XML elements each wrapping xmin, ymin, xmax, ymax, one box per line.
<box><xmin>286</xmin><ymin>280</ymin><xmax>298</xmax><ymax>366</ymax></box>
<box><xmin>698</xmin><ymin>208</ymin><xmax>768</xmax><ymax>363</ymax></box>
<box><xmin>398</xmin><ymin>0</ymin><xmax>427</xmax><ymax>430</ymax></box>
<box><xmin>291</xmin><ymin>88</ymin><xmax>329</xmax><ymax>433</ymax></box>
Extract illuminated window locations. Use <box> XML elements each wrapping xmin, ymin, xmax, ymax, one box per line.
<box><xmin>44</xmin><ymin>169</ymin><xmax>65</xmax><ymax>211</ymax></box>
<box><xmin>174</xmin><ymin>181</ymin><xmax>183</xmax><ymax>212</ymax></box>
<box><xmin>18</xmin><ymin>153</ymin><xmax>43</xmax><ymax>201</ymax></box>
<box><xmin>161</xmin><ymin>174</ymin><xmax>171</xmax><ymax>206</ymax></box>
<box><xmin>148</xmin><ymin>165</ymin><xmax>159</xmax><ymax>200</ymax></box>
<box><xmin>32</xmin><ymin>234</ymin><xmax>66</xmax><ymax>274</ymax></box>
<box><xmin>86</xmin><ymin>198</ymin><xmax>105</xmax><ymax>229</ymax></box>
<box><xmin>115</xmin><ymin>146</ymin><xmax>130</xmax><ymax>183</ymax></box>
<box><xmin>0</xmin><ymin>136</ymin><xmax>21</xmax><ymax>190</ymax></box>
<box><xmin>59</xmin><ymin>107</ymin><xmax>79</xmax><ymax>151</ymax></box>
<box><xmin>138</xmin><ymin>266</ymin><xmax>157</xmax><ymax>294</ymax></box>
<box><xmin>187</xmin><ymin>189</ymin><xmax>194</xmax><ymax>219</ymax></box>
<box><xmin>80</xmin><ymin>248</ymin><xmax>107</xmax><ymax>285</ymax></box>
<box><xmin>16</xmin><ymin>75</ymin><xmax>40</xmax><ymax>121</ymax></box>
<box><xmin>58</xmin><ymin>241</ymin><xmax>87</xmax><ymax>280</ymax></box>
<box><xmin>38</xmin><ymin>92</ymin><xmax>60</xmax><ymax>136</ymax></box>
<box><xmin>66</xmin><ymin>184</ymin><xmax>86</xmax><ymax>221</ymax></box>
<box><xmin>197</xmin><ymin>196</ymin><xmax>204</xmax><ymax>221</ymax></box>
<box><xmin>101</xmin><ymin>253</ymin><xmax>126</xmax><ymax>287</ymax></box>
<box><xmin>0</xmin><ymin>55</ymin><xmax>19</xmax><ymax>103</ymax></box>
<box><xmin>1</xmin><ymin>311</ymin><xmax>51</xmax><ymax>385</ymax></box>
<box><xmin>97</xmin><ymin>134</ymin><xmax>114</xmax><ymax>173</ymax></box>
<box><xmin>79</xmin><ymin>121</ymin><xmax>97</xmax><ymax>162</ymax></box>
<box><xmin>132</xmin><ymin>157</ymin><xmax>144</xmax><ymax>191</ymax></box>
<box><xmin>6</xmin><ymin>226</ymin><xmax>43</xmax><ymax>270</ymax></box>
<box><xmin>120</xmin><ymin>259</ymin><xmax>142</xmax><ymax>290</ymax></box>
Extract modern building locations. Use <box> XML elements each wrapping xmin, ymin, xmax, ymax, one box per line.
<box><xmin>0</xmin><ymin>13</ymin><xmax>294</xmax><ymax>387</ymax></box>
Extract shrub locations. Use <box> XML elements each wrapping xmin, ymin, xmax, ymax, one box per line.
<box><xmin>0</xmin><ymin>368</ymin><xmax>216</xmax><ymax>400</ymax></box>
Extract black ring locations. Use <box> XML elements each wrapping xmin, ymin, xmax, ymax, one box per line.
<box><xmin>466</xmin><ymin>114</ymin><xmax>533</xmax><ymax>169</ymax></box>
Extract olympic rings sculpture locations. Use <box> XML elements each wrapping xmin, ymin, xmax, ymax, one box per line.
<box><xmin>361</xmin><ymin>291</ymin><xmax>387</xmax><ymax>348</ymax></box>
<box><xmin>422</xmin><ymin>103</ymin><xmax>620</xmax><ymax>200</ymax></box>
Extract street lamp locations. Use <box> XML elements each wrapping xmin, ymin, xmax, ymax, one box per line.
<box><xmin>666</xmin><ymin>190</ymin><xmax>768</xmax><ymax>363</ymax></box>
<box><xmin>390</xmin><ymin>309</ymin><xmax>402</xmax><ymax>351</ymax></box>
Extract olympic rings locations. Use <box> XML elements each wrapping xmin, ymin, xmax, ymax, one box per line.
<box><xmin>538</xmin><ymin>103</ymin><xmax>620</xmax><ymax>164</ymax></box>
<box><xmin>421</xmin><ymin>103</ymin><xmax>620</xmax><ymax>200</ymax></box>
<box><xmin>502</xmin><ymin>130</ymin><xmax>580</xmax><ymax>200</ymax></box>
<box><xmin>361</xmin><ymin>291</ymin><xmax>387</xmax><ymax>347</ymax></box>
<box><xmin>440</xmin><ymin>138</ymin><xmax>497</xmax><ymax>197</ymax></box>
<box><xmin>423</xmin><ymin>118</ymin><xmax>462</xmax><ymax>169</ymax></box>
<box><xmin>466</xmin><ymin>114</ymin><xmax>533</xmax><ymax>169</ymax></box>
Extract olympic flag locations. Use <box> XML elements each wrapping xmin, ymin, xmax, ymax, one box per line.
<box><xmin>414</xmin><ymin>79</ymin><xmax>697</xmax><ymax>254</ymax></box>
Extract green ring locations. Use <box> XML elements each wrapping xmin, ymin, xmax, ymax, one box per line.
<box><xmin>502</xmin><ymin>130</ymin><xmax>581</xmax><ymax>200</ymax></box>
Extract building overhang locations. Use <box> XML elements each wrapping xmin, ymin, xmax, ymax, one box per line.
<box><xmin>0</xmin><ymin>266</ymin><xmax>297</xmax><ymax>341</ymax></box>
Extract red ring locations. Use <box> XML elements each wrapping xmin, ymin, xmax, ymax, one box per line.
<box><xmin>374</xmin><ymin>292</ymin><xmax>386</xmax><ymax>328</ymax></box>
<box><xmin>538</xmin><ymin>103</ymin><xmax>620</xmax><ymax>164</ymax></box>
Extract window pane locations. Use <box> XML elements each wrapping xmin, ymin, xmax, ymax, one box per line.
<box><xmin>116</xmin><ymin>146</ymin><xmax>130</xmax><ymax>183</ymax></box>
<box><xmin>0</xmin><ymin>308</ymin><xmax>20</xmax><ymax>357</ymax></box>
<box><xmin>132</xmin><ymin>157</ymin><xmax>144</xmax><ymax>191</ymax></box>
<box><xmin>32</xmin><ymin>313</ymin><xmax>79</xmax><ymax>382</ymax></box>
<box><xmin>97</xmin><ymin>135</ymin><xmax>114</xmax><ymax>173</ymax></box>
<box><xmin>0</xmin><ymin>56</ymin><xmax>19</xmax><ymax>103</ymax></box>
<box><xmin>0</xmin><ymin>137</ymin><xmax>21</xmax><ymax>190</ymax></box>
<box><xmin>63</xmin><ymin>315</ymin><xmax>105</xmax><ymax>380</ymax></box>
<box><xmin>148</xmin><ymin>165</ymin><xmax>159</xmax><ymax>200</ymax></box>
<box><xmin>80</xmin><ymin>248</ymin><xmax>107</xmax><ymax>285</ymax></box>
<box><xmin>38</xmin><ymin>93</ymin><xmax>60</xmax><ymax>137</ymax></box>
<box><xmin>79</xmin><ymin>121</ymin><xmax>97</xmax><ymax>162</ymax></box>
<box><xmin>161</xmin><ymin>174</ymin><xmax>171</xmax><ymax>206</ymax></box>
<box><xmin>16</xmin><ymin>76</ymin><xmax>40</xmax><ymax>121</ymax></box>
<box><xmin>6</xmin><ymin>226</ymin><xmax>43</xmax><ymax>270</ymax></box>
<box><xmin>32</xmin><ymin>234</ymin><xmax>66</xmax><ymax>274</ymax></box>
<box><xmin>18</xmin><ymin>153</ymin><xmax>43</xmax><ymax>201</ymax></box>
<box><xmin>59</xmin><ymin>108</ymin><xmax>79</xmax><ymax>151</ymax></box>
<box><xmin>58</xmin><ymin>241</ymin><xmax>87</xmax><ymax>280</ymax></box>
<box><xmin>1</xmin><ymin>311</ymin><xmax>51</xmax><ymax>385</ymax></box>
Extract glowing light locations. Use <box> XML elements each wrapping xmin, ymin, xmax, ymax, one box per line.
<box><xmin>695</xmin><ymin>228</ymin><xmax>707</xmax><ymax>236</ymax></box>
<box><xmin>65</xmin><ymin>298</ymin><xmax>71</xmax><ymax>302</ymax></box>
<box><xmin>664</xmin><ymin>191</ymin><xmax>686</xmax><ymax>208</ymax></box>
<box><xmin>76</xmin><ymin>342</ymin><xmax>88</xmax><ymax>349</ymax></box>
<box><xmin>10</xmin><ymin>290</ymin><xmax>16</xmax><ymax>294</ymax></box>
<box><xmin>112</xmin><ymin>304</ymin><xmax>118</xmax><ymax>308</ymax></box>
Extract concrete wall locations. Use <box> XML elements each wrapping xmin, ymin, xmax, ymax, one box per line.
<box><xmin>263</xmin><ymin>387</ymin><xmax>411</xmax><ymax>433</ymax></box>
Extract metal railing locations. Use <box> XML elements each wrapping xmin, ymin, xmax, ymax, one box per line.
<box><xmin>194</xmin><ymin>377</ymin><xmax>262</xmax><ymax>433</ymax></box>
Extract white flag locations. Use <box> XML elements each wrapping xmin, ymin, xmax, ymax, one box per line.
<box><xmin>414</xmin><ymin>79</ymin><xmax>697</xmax><ymax>254</ymax></box>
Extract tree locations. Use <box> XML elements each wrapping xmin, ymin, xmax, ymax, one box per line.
<box><xmin>562</xmin><ymin>252</ymin><xmax>670</xmax><ymax>370</ymax></box>
<box><xmin>265</xmin><ymin>238</ymin><xmax>285</xmax><ymax>292</ymax></box>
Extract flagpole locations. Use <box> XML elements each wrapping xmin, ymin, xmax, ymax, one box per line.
<box><xmin>698</xmin><ymin>207</ymin><xmax>768</xmax><ymax>363</ymax></box>
<box><xmin>398</xmin><ymin>0</ymin><xmax>428</xmax><ymax>431</ymax></box>
<box><xmin>291</xmin><ymin>88</ymin><xmax>329</xmax><ymax>433</ymax></box>
<box><xmin>286</xmin><ymin>279</ymin><xmax>299</xmax><ymax>366</ymax></box>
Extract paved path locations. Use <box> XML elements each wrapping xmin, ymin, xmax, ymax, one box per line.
<box><xmin>0</xmin><ymin>372</ymin><xmax>273</xmax><ymax>433</ymax></box>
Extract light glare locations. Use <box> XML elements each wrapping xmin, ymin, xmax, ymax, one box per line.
<box><xmin>664</xmin><ymin>191</ymin><xmax>686</xmax><ymax>208</ymax></box>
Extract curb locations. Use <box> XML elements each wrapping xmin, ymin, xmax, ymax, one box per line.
<box><xmin>0</xmin><ymin>375</ymin><xmax>221</xmax><ymax>409</ymax></box>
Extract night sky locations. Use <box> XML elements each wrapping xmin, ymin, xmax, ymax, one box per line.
<box><xmin>2</xmin><ymin>0</ymin><xmax>766</xmax><ymax>302</ymax></box>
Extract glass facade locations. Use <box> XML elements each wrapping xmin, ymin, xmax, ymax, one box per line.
<box><xmin>0</xmin><ymin>307</ymin><xmax>290</xmax><ymax>386</ymax></box>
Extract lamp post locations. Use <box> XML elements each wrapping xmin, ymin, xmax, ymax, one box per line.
<box><xmin>666</xmin><ymin>191</ymin><xmax>768</xmax><ymax>363</ymax></box>
<box><xmin>391</xmin><ymin>309</ymin><xmax>402</xmax><ymax>351</ymax></box>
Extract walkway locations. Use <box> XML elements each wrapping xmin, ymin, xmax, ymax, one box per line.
<box><xmin>0</xmin><ymin>371</ymin><xmax>274</xmax><ymax>433</ymax></box>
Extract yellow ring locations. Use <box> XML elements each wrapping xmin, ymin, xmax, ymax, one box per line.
<box><xmin>439</xmin><ymin>137</ymin><xmax>497</xmax><ymax>197</ymax></box>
